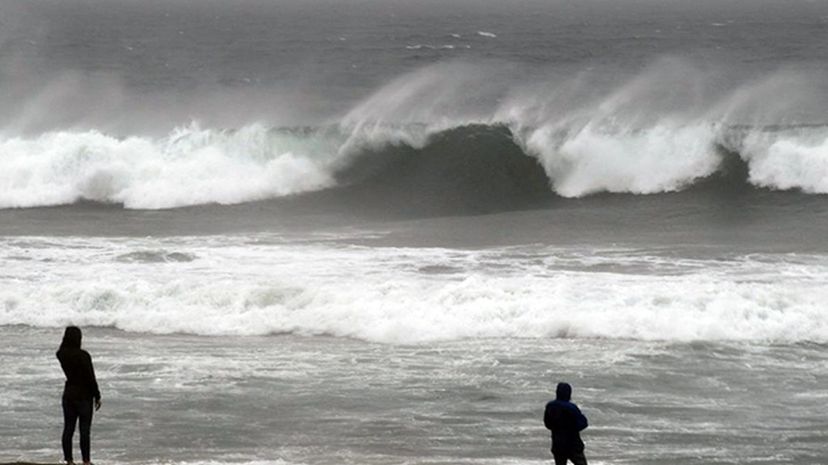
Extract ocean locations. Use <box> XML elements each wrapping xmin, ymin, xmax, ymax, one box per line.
<box><xmin>1</xmin><ymin>0</ymin><xmax>827</xmax><ymax>464</ymax></box>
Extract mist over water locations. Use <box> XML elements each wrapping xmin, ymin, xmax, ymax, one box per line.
<box><xmin>2</xmin><ymin>62</ymin><xmax>828</xmax><ymax>209</ymax></box>
<box><xmin>2</xmin><ymin>0</ymin><xmax>828</xmax><ymax>210</ymax></box>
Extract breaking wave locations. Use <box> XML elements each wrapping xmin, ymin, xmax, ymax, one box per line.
<box><xmin>2</xmin><ymin>121</ymin><xmax>826</xmax><ymax>211</ymax></box>
<box><xmin>0</xmin><ymin>124</ymin><xmax>341</xmax><ymax>209</ymax></box>
<box><xmin>2</xmin><ymin>61</ymin><xmax>828</xmax><ymax>210</ymax></box>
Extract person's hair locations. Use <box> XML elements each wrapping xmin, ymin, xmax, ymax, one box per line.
<box><xmin>59</xmin><ymin>326</ymin><xmax>82</xmax><ymax>351</ymax></box>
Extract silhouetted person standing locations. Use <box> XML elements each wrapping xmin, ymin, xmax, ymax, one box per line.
<box><xmin>544</xmin><ymin>382</ymin><xmax>588</xmax><ymax>465</ymax></box>
<box><xmin>57</xmin><ymin>326</ymin><xmax>101</xmax><ymax>465</ymax></box>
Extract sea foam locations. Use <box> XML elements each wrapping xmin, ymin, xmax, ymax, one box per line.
<box><xmin>0</xmin><ymin>124</ymin><xmax>338</xmax><ymax>209</ymax></box>
<box><xmin>741</xmin><ymin>132</ymin><xmax>828</xmax><ymax>193</ymax></box>
<box><xmin>2</xmin><ymin>237</ymin><xmax>826</xmax><ymax>344</ymax></box>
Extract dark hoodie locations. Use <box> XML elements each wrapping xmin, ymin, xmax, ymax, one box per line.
<box><xmin>543</xmin><ymin>382</ymin><xmax>588</xmax><ymax>454</ymax></box>
<box><xmin>56</xmin><ymin>327</ymin><xmax>101</xmax><ymax>402</ymax></box>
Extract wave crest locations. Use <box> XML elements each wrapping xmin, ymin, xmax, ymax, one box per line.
<box><xmin>0</xmin><ymin>124</ymin><xmax>338</xmax><ymax>209</ymax></box>
<box><xmin>3</xmin><ymin>61</ymin><xmax>828</xmax><ymax>210</ymax></box>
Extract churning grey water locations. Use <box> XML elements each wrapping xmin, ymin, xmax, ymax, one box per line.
<box><xmin>2</xmin><ymin>1</ymin><xmax>828</xmax><ymax>464</ymax></box>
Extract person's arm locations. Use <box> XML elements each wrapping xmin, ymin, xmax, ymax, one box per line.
<box><xmin>543</xmin><ymin>402</ymin><xmax>555</xmax><ymax>430</ymax></box>
<box><xmin>84</xmin><ymin>352</ymin><xmax>102</xmax><ymax>409</ymax></box>
<box><xmin>573</xmin><ymin>404</ymin><xmax>588</xmax><ymax>431</ymax></box>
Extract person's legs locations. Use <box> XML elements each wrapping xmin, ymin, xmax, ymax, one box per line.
<box><xmin>77</xmin><ymin>399</ymin><xmax>93</xmax><ymax>464</ymax></box>
<box><xmin>569</xmin><ymin>450</ymin><xmax>588</xmax><ymax>465</ymax></box>
<box><xmin>62</xmin><ymin>398</ymin><xmax>78</xmax><ymax>463</ymax></box>
<box><xmin>552</xmin><ymin>451</ymin><xmax>568</xmax><ymax>465</ymax></box>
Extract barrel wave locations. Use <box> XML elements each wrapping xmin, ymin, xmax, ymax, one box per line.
<box><xmin>1</xmin><ymin>120</ymin><xmax>826</xmax><ymax>212</ymax></box>
<box><xmin>2</xmin><ymin>61</ymin><xmax>828</xmax><ymax>211</ymax></box>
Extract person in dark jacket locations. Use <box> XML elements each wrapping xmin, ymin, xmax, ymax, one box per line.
<box><xmin>544</xmin><ymin>382</ymin><xmax>588</xmax><ymax>465</ymax></box>
<box><xmin>56</xmin><ymin>326</ymin><xmax>101</xmax><ymax>465</ymax></box>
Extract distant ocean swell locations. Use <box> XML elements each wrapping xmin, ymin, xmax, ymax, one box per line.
<box><xmin>2</xmin><ymin>62</ymin><xmax>827</xmax><ymax>209</ymax></box>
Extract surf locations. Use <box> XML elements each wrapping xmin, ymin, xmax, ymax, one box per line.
<box><xmin>2</xmin><ymin>236</ymin><xmax>828</xmax><ymax>344</ymax></box>
<box><xmin>2</xmin><ymin>60</ymin><xmax>827</xmax><ymax>211</ymax></box>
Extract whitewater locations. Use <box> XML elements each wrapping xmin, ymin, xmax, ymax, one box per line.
<box><xmin>3</xmin><ymin>63</ymin><xmax>828</xmax><ymax>209</ymax></box>
<box><xmin>1</xmin><ymin>234</ymin><xmax>827</xmax><ymax>344</ymax></box>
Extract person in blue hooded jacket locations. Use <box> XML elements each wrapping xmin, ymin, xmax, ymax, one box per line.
<box><xmin>544</xmin><ymin>382</ymin><xmax>588</xmax><ymax>465</ymax></box>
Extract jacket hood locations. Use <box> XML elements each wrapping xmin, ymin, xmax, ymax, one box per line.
<box><xmin>556</xmin><ymin>382</ymin><xmax>572</xmax><ymax>401</ymax></box>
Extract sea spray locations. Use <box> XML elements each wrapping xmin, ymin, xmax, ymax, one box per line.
<box><xmin>2</xmin><ymin>61</ymin><xmax>828</xmax><ymax>209</ymax></box>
